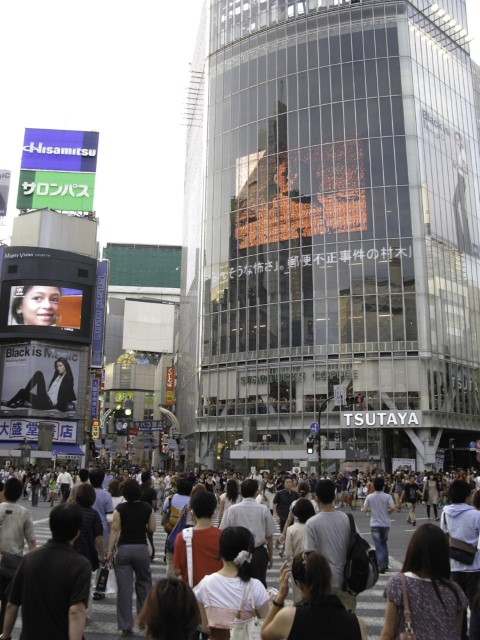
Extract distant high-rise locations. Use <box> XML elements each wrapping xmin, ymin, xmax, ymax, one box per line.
<box><xmin>179</xmin><ymin>0</ymin><xmax>480</xmax><ymax>472</ymax></box>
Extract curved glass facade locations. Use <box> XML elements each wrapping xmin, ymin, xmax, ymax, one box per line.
<box><xmin>180</xmin><ymin>0</ymin><xmax>480</xmax><ymax>471</ymax></box>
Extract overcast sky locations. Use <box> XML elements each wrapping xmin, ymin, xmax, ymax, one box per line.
<box><xmin>0</xmin><ymin>0</ymin><xmax>479</xmax><ymax>252</ymax></box>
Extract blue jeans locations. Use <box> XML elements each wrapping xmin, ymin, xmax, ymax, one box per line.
<box><xmin>371</xmin><ymin>526</ymin><xmax>389</xmax><ymax>569</ymax></box>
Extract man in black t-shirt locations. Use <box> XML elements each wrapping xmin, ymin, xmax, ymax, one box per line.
<box><xmin>140</xmin><ymin>471</ymin><xmax>157</xmax><ymax>560</ymax></box>
<box><xmin>1</xmin><ymin>503</ymin><xmax>90</xmax><ymax>640</ymax></box>
<box><xmin>27</xmin><ymin>466</ymin><xmax>41</xmax><ymax>507</ymax></box>
<box><xmin>401</xmin><ymin>475</ymin><xmax>421</xmax><ymax>526</ymax></box>
<box><xmin>273</xmin><ymin>477</ymin><xmax>299</xmax><ymax>536</ymax></box>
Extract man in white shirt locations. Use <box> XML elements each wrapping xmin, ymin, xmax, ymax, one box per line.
<box><xmin>56</xmin><ymin>466</ymin><xmax>73</xmax><ymax>503</ymax></box>
<box><xmin>362</xmin><ymin>476</ymin><xmax>394</xmax><ymax>573</ymax></box>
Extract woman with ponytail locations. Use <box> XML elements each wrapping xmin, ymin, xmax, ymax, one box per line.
<box><xmin>261</xmin><ymin>552</ymin><xmax>367</xmax><ymax>640</ymax></box>
<box><xmin>194</xmin><ymin>526</ymin><xmax>270</xmax><ymax>640</ymax></box>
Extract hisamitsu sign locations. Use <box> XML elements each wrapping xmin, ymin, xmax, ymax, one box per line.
<box><xmin>341</xmin><ymin>411</ymin><xmax>421</xmax><ymax>428</ymax></box>
<box><xmin>21</xmin><ymin>128</ymin><xmax>99</xmax><ymax>173</ymax></box>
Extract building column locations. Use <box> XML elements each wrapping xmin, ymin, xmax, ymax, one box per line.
<box><xmin>404</xmin><ymin>427</ymin><xmax>443</xmax><ymax>470</ymax></box>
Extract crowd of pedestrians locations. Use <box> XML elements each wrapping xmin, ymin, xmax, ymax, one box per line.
<box><xmin>0</xmin><ymin>463</ymin><xmax>479</xmax><ymax>638</ymax></box>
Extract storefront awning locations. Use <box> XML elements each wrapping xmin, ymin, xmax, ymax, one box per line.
<box><xmin>51</xmin><ymin>444</ymin><xmax>84</xmax><ymax>456</ymax></box>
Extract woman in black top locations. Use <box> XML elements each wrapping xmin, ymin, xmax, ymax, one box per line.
<box><xmin>261</xmin><ymin>552</ymin><xmax>367</xmax><ymax>640</ymax></box>
<box><xmin>106</xmin><ymin>479</ymin><xmax>156</xmax><ymax>636</ymax></box>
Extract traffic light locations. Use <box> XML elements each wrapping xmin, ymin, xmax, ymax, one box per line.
<box><xmin>354</xmin><ymin>394</ymin><xmax>364</xmax><ymax>407</ymax></box>
<box><xmin>113</xmin><ymin>403</ymin><xmax>124</xmax><ymax>420</ymax></box>
<box><xmin>123</xmin><ymin>399</ymin><xmax>133</xmax><ymax>419</ymax></box>
<box><xmin>306</xmin><ymin>436</ymin><xmax>315</xmax><ymax>455</ymax></box>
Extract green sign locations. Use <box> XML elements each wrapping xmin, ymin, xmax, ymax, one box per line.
<box><xmin>17</xmin><ymin>170</ymin><xmax>96</xmax><ymax>212</ymax></box>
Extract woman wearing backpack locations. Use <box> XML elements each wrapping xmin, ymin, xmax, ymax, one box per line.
<box><xmin>194</xmin><ymin>526</ymin><xmax>270</xmax><ymax>639</ymax></box>
<box><xmin>261</xmin><ymin>552</ymin><xmax>367</xmax><ymax>640</ymax></box>
<box><xmin>106</xmin><ymin>479</ymin><xmax>156</xmax><ymax>636</ymax></box>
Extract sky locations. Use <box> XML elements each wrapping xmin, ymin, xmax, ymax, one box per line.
<box><xmin>0</xmin><ymin>0</ymin><xmax>479</xmax><ymax>253</ymax></box>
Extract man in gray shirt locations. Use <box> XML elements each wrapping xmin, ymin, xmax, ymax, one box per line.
<box><xmin>362</xmin><ymin>476</ymin><xmax>394</xmax><ymax>574</ymax></box>
<box><xmin>220</xmin><ymin>478</ymin><xmax>276</xmax><ymax>587</ymax></box>
<box><xmin>0</xmin><ymin>477</ymin><xmax>36</xmax><ymax>628</ymax></box>
<box><xmin>304</xmin><ymin>479</ymin><xmax>356</xmax><ymax>611</ymax></box>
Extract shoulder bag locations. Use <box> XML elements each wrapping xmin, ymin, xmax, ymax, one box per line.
<box><xmin>442</xmin><ymin>513</ymin><xmax>477</xmax><ymax>565</ymax></box>
<box><xmin>229</xmin><ymin>582</ymin><xmax>263</xmax><ymax>640</ymax></box>
<box><xmin>398</xmin><ymin>573</ymin><xmax>416</xmax><ymax>639</ymax></box>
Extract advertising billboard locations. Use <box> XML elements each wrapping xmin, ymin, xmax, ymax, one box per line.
<box><xmin>234</xmin><ymin>142</ymin><xmax>367</xmax><ymax>250</ymax></box>
<box><xmin>0</xmin><ymin>343</ymin><xmax>81</xmax><ymax>414</ymax></box>
<box><xmin>0</xmin><ymin>247</ymin><xmax>96</xmax><ymax>344</ymax></box>
<box><xmin>20</xmin><ymin>128</ymin><xmax>99</xmax><ymax>173</ymax></box>
<box><xmin>16</xmin><ymin>170</ymin><xmax>96</xmax><ymax>212</ymax></box>
<box><xmin>0</xmin><ymin>170</ymin><xmax>11</xmax><ymax>217</ymax></box>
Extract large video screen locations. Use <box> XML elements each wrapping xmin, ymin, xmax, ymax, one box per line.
<box><xmin>0</xmin><ymin>280</ymin><xmax>93</xmax><ymax>343</ymax></box>
<box><xmin>0</xmin><ymin>246</ymin><xmax>97</xmax><ymax>345</ymax></box>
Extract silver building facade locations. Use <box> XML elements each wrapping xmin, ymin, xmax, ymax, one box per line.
<box><xmin>178</xmin><ymin>0</ymin><xmax>480</xmax><ymax>472</ymax></box>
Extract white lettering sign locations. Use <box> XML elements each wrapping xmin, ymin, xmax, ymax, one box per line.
<box><xmin>341</xmin><ymin>411</ymin><xmax>421</xmax><ymax>428</ymax></box>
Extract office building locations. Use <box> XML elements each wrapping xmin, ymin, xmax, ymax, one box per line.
<box><xmin>178</xmin><ymin>0</ymin><xmax>480</xmax><ymax>472</ymax></box>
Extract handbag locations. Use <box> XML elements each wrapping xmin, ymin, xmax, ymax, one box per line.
<box><xmin>398</xmin><ymin>573</ymin><xmax>416</xmax><ymax>640</ymax></box>
<box><xmin>95</xmin><ymin>561</ymin><xmax>110</xmax><ymax>594</ymax></box>
<box><xmin>229</xmin><ymin>583</ymin><xmax>263</xmax><ymax>640</ymax></box>
<box><xmin>105</xmin><ymin>561</ymin><xmax>117</xmax><ymax>595</ymax></box>
<box><xmin>442</xmin><ymin>513</ymin><xmax>477</xmax><ymax>565</ymax></box>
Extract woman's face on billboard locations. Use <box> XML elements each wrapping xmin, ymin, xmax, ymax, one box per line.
<box><xmin>17</xmin><ymin>286</ymin><xmax>61</xmax><ymax>326</ymax></box>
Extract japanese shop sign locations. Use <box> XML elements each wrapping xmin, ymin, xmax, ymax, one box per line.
<box><xmin>21</xmin><ymin>128</ymin><xmax>99</xmax><ymax>173</ymax></box>
<box><xmin>17</xmin><ymin>170</ymin><xmax>96</xmax><ymax>212</ymax></box>
<box><xmin>0</xmin><ymin>419</ymin><xmax>78</xmax><ymax>443</ymax></box>
<box><xmin>341</xmin><ymin>411</ymin><xmax>421</xmax><ymax>428</ymax></box>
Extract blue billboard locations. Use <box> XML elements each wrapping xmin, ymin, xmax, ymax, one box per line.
<box><xmin>21</xmin><ymin>128</ymin><xmax>99</xmax><ymax>173</ymax></box>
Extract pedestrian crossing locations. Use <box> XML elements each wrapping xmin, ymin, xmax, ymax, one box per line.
<box><xmin>16</xmin><ymin>511</ymin><xmax>394</xmax><ymax>639</ymax></box>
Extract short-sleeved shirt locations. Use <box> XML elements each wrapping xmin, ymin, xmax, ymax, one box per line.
<box><xmin>0</xmin><ymin>502</ymin><xmax>35</xmax><ymax>555</ymax></box>
<box><xmin>273</xmin><ymin>489</ymin><xmax>299</xmax><ymax>521</ymax></box>
<box><xmin>140</xmin><ymin>483</ymin><xmax>158</xmax><ymax>507</ymax></box>
<box><xmin>384</xmin><ymin>572</ymin><xmax>468</xmax><ymax>640</ymax></box>
<box><xmin>304</xmin><ymin>511</ymin><xmax>352</xmax><ymax>589</ymax></box>
<box><xmin>194</xmin><ymin>574</ymin><xmax>268</xmax><ymax>629</ymax></box>
<box><xmin>173</xmin><ymin>526</ymin><xmax>222</xmax><ymax>586</ymax></box>
<box><xmin>9</xmin><ymin>540</ymin><xmax>91</xmax><ymax>640</ymax></box>
<box><xmin>363</xmin><ymin>491</ymin><xmax>394</xmax><ymax>528</ymax></box>
<box><xmin>117</xmin><ymin>500</ymin><xmax>152</xmax><ymax>546</ymax></box>
<box><xmin>73</xmin><ymin>506</ymin><xmax>103</xmax><ymax>570</ymax></box>
<box><xmin>220</xmin><ymin>498</ymin><xmax>276</xmax><ymax>547</ymax></box>
<box><xmin>92</xmin><ymin>488</ymin><xmax>113</xmax><ymax>538</ymax></box>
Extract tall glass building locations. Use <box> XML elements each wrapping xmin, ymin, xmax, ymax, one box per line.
<box><xmin>178</xmin><ymin>0</ymin><xmax>480</xmax><ymax>473</ymax></box>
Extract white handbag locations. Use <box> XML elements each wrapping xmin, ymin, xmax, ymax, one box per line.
<box><xmin>229</xmin><ymin>583</ymin><xmax>263</xmax><ymax>640</ymax></box>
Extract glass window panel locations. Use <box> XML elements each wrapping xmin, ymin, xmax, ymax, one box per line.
<box><xmin>330</xmin><ymin>35</ymin><xmax>341</xmax><ymax>65</ymax></box>
<box><xmin>304</xmin><ymin>299</ymin><xmax>314</xmax><ymax>346</ymax></box>
<box><xmin>318</xmin><ymin>35</ymin><xmax>329</xmax><ymax>66</ymax></box>
<box><xmin>341</xmin><ymin>32</ymin><xmax>353</xmax><ymax>63</ymax></box>
<box><xmin>370</xmin><ymin>139</ymin><xmax>383</xmax><ymax>188</ymax></box>
<box><xmin>391</xmin><ymin>294</ymin><xmax>404</xmax><ymax>341</ymax></box>
<box><xmin>239</xmin><ymin>89</ymin><xmax>249</xmax><ymax>126</ymax></box>
<box><xmin>352</xmin><ymin>30</ymin><xmax>364</xmax><ymax>62</ymax></box>
<box><xmin>249</xmin><ymin>55</ymin><xmax>258</xmax><ymax>87</ymax></box>
<box><xmin>365</xmin><ymin>60</ymin><xmax>378</xmax><ymax>98</ymax></box>
<box><xmin>332</xmin><ymin>104</ymin><xmax>344</xmax><ymax>141</ymax></box>
<box><xmin>308</xmin><ymin>69</ymin><xmax>320</xmax><ymax>106</ymax></box>
<box><xmin>353</xmin><ymin>61</ymin><xmax>366</xmax><ymax>99</ymax></box>
<box><xmin>280</xmin><ymin>302</ymin><xmax>290</xmax><ymax>347</ymax></box>
<box><xmin>248</xmin><ymin>86</ymin><xmax>258</xmax><ymax>124</ymax></box>
<box><xmin>365</xmin><ymin>295</ymin><xmax>378</xmax><ymax>342</ymax></box>
<box><xmin>277</xmin><ymin>45</ymin><xmax>287</xmax><ymax>77</ymax></box>
<box><xmin>240</xmin><ymin>59</ymin><xmax>248</xmax><ymax>90</ymax></box>
<box><xmin>395</xmin><ymin>137</ymin><xmax>408</xmax><ymax>185</ymax></box>
<box><xmin>386</xmin><ymin>26</ymin><xmax>399</xmax><ymax>56</ymax></box>
<box><xmin>356</xmin><ymin>99</ymin><xmax>368</xmax><ymax>138</ymax></box>
<box><xmin>382</xmin><ymin>137</ymin><xmax>396</xmax><ymax>186</ymax></box>
<box><xmin>363</xmin><ymin>27</ymin><xmax>376</xmax><ymax>59</ymax></box>
<box><xmin>398</xmin><ymin>187</ymin><xmax>412</xmax><ymax>236</ymax></box>
<box><xmin>391</xmin><ymin>97</ymin><xmax>405</xmax><ymax>135</ymax></box>
<box><xmin>298</xmin><ymin>71</ymin><xmax>309</xmax><ymax>109</ymax></box>
<box><xmin>327</xmin><ymin>302</ymin><xmax>339</xmax><ymax>344</ymax></box>
<box><xmin>299</xmin><ymin>109</ymin><xmax>310</xmax><ymax>148</ymax></box>
<box><xmin>229</xmin><ymin>310</ymin><xmax>237</xmax><ymax>353</ymax></box>
<box><xmin>298</xmin><ymin>41</ymin><xmax>308</xmax><ymax>72</ymax></box>
<box><xmin>343</xmin><ymin>63</ymin><xmax>354</xmax><ymax>101</ymax></box>
<box><xmin>375</xmin><ymin>27</ymin><xmax>388</xmax><ymax>58</ymax></box>
<box><xmin>372</xmin><ymin>187</ymin><xmax>387</xmax><ymax>240</ymax></box>
<box><xmin>321</xmin><ymin>104</ymin><xmax>332</xmax><ymax>143</ymax></box>
<box><xmin>308</xmin><ymin>37</ymin><xmax>319</xmax><ymax>69</ymax></box>
<box><xmin>258</xmin><ymin>52</ymin><xmax>267</xmax><ymax>84</ymax></box>
<box><xmin>310</xmin><ymin>106</ymin><xmax>321</xmax><ymax>145</ymax></box>
<box><xmin>288</xmin><ymin>111</ymin><xmax>299</xmax><ymax>149</ymax></box>
<box><xmin>292</xmin><ymin>300</ymin><xmax>302</xmax><ymax>346</ymax></box>
<box><xmin>287</xmin><ymin>74</ymin><xmax>298</xmax><ymax>111</ymax></box>
<box><xmin>389</xmin><ymin>58</ymin><xmax>402</xmax><ymax>95</ymax></box>
<box><xmin>377</xmin><ymin>59</ymin><xmax>390</xmax><ymax>96</ymax></box>
<box><xmin>269</xmin><ymin>302</ymin><xmax>278</xmax><ymax>349</ymax></box>
<box><xmin>239</xmin><ymin>309</ymin><xmax>246</xmax><ymax>351</ymax></box>
<box><xmin>319</xmin><ymin>67</ymin><xmax>331</xmax><ymax>104</ymax></box>
<box><xmin>404</xmin><ymin>295</ymin><xmax>417</xmax><ymax>340</ymax></box>
<box><xmin>367</xmin><ymin>99</ymin><xmax>380</xmax><ymax>138</ymax></box>
<box><xmin>344</xmin><ymin>101</ymin><xmax>356</xmax><ymax>141</ymax></box>
<box><xmin>287</xmin><ymin>43</ymin><xmax>297</xmax><ymax>75</ymax></box>
<box><xmin>379</xmin><ymin>97</ymin><xmax>393</xmax><ymax>136</ymax></box>
<box><xmin>331</xmin><ymin>66</ymin><xmax>342</xmax><ymax>102</ymax></box>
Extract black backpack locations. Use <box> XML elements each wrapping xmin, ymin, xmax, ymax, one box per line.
<box><xmin>343</xmin><ymin>513</ymin><xmax>379</xmax><ymax>595</ymax></box>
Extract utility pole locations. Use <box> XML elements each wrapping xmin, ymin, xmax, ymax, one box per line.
<box><xmin>317</xmin><ymin>397</ymin><xmax>334</xmax><ymax>475</ymax></box>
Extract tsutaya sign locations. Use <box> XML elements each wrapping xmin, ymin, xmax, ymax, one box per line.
<box><xmin>341</xmin><ymin>411</ymin><xmax>422</xmax><ymax>428</ymax></box>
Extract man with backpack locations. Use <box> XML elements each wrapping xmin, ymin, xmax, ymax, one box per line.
<box><xmin>161</xmin><ymin>477</ymin><xmax>192</xmax><ymax>576</ymax></box>
<box><xmin>304</xmin><ymin>479</ymin><xmax>358</xmax><ymax>611</ymax></box>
